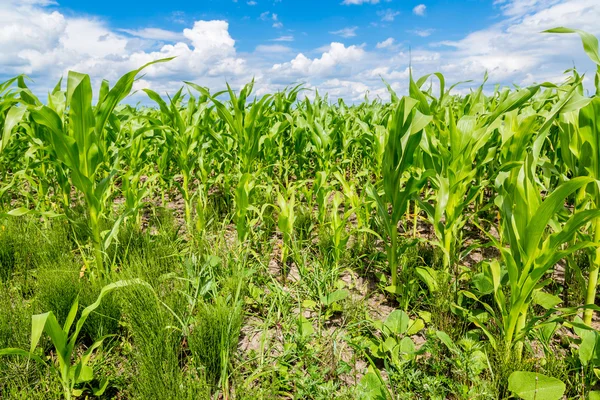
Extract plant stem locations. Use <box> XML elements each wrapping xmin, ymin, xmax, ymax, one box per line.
<box><xmin>513</xmin><ymin>310</ymin><xmax>528</xmax><ymax>361</ymax></box>
<box><xmin>583</xmin><ymin>217</ymin><xmax>600</xmax><ymax>326</ymax></box>
<box><xmin>89</xmin><ymin>208</ymin><xmax>104</xmax><ymax>273</ymax></box>
<box><xmin>413</xmin><ymin>201</ymin><xmax>419</xmax><ymax>237</ymax></box>
<box><xmin>390</xmin><ymin>225</ymin><xmax>398</xmax><ymax>288</ymax></box>
<box><xmin>443</xmin><ymin>231</ymin><xmax>453</xmax><ymax>271</ymax></box>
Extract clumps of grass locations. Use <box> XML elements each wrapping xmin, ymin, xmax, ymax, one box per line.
<box><xmin>0</xmin><ymin>283</ymin><xmax>30</xmax><ymax>349</ymax></box>
<box><xmin>0</xmin><ymin>216</ymin><xmax>72</xmax><ymax>286</ymax></box>
<box><xmin>189</xmin><ymin>296</ymin><xmax>243</xmax><ymax>389</ymax></box>
<box><xmin>0</xmin><ymin>360</ymin><xmax>62</xmax><ymax>400</ymax></box>
<box><xmin>120</xmin><ymin>283</ymin><xmax>209</xmax><ymax>399</ymax></box>
<box><xmin>36</xmin><ymin>265</ymin><xmax>123</xmax><ymax>344</ymax></box>
<box><xmin>35</xmin><ymin>266</ymin><xmax>81</xmax><ymax>325</ymax></box>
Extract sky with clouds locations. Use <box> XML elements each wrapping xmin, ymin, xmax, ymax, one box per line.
<box><xmin>2</xmin><ymin>0</ymin><xmax>599</xmax><ymax>102</ymax></box>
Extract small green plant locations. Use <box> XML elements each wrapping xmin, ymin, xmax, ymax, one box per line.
<box><xmin>276</xmin><ymin>188</ymin><xmax>296</xmax><ymax>266</ymax></box>
<box><xmin>0</xmin><ymin>279</ymin><xmax>146</xmax><ymax>399</ymax></box>
<box><xmin>362</xmin><ymin>310</ymin><xmax>424</xmax><ymax>368</ymax></box>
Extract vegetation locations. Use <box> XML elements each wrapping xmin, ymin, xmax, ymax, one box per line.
<box><xmin>0</xmin><ymin>28</ymin><xmax>599</xmax><ymax>399</ymax></box>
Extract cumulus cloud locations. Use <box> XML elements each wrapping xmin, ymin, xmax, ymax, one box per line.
<box><xmin>408</xmin><ymin>29</ymin><xmax>434</xmax><ymax>37</ymax></box>
<box><xmin>413</xmin><ymin>4</ymin><xmax>427</xmax><ymax>16</ymax></box>
<box><xmin>272</xmin><ymin>42</ymin><xmax>364</xmax><ymax>77</ymax></box>
<box><xmin>330</xmin><ymin>26</ymin><xmax>358</xmax><ymax>38</ymax></box>
<box><xmin>119</xmin><ymin>28</ymin><xmax>184</xmax><ymax>41</ymax></box>
<box><xmin>1</xmin><ymin>0</ymin><xmax>599</xmax><ymax>103</ymax></box>
<box><xmin>0</xmin><ymin>4</ymin><xmax>249</xmax><ymax>93</ymax></box>
<box><xmin>436</xmin><ymin>0</ymin><xmax>599</xmax><ymax>83</ymax></box>
<box><xmin>366</xmin><ymin>66</ymin><xmax>410</xmax><ymax>80</ymax></box>
<box><xmin>378</xmin><ymin>9</ymin><xmax>400</xmax><ymax>22</ymax></box>
<box><xmin>376</xmin><ymin>37</ymin><xmax>396</xmax><ymax>49</ymax></box>
<box><xmin>272</xmin><ymin>35</ymin><xmax>294</xmax><ymax>42</ymax></box>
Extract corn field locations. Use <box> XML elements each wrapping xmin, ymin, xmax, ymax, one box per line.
<box><xmin>0</xmin><ymin>28</ymin><xmax>599</xmax><ymax>399</ymax></box>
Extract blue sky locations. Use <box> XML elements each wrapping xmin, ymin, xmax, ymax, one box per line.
<box><xmin>2</xmin><ymin>0</ymin><xmax>599</xmax><ymax>101</ymax></box>
<box><xmin>49</xmin><ymin>0</ymin><xmax>495</xmax><ymax>51</ymax></box>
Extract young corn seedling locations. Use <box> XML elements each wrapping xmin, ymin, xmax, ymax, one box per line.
<box><xmin>420</xmin><ymin>106</ymin><xmax>496</xmax><ymax>271</ymax></box>
<box><xmin>276</xmin><ymin>188</ymin><xmax>296</xmax><ymax>266</ymax></box>
<box><xmin>328</xmin><ymin>192</ymin><xmax>350</xmax><ymax>267</ymax></box>
<box><xmin>485</xmin><ymin>155</ymin><xmax>600</xmax><ymax>359</ymax></box>
<box><xmin>369</xmin><ymin>97</ymin><xmax>432</xmax><ymax>290</ymax></box>
<box><xmin>14</xmin><ymin>60</ymin><xmax>169</xmax><ymax>274</ymax></box>
<box><xmin>235</xmin><ymin>173</ymin><xmax>256</xmax><ymax>243</ymax></box>
<box><xmin>548</xmin><ymin>27</ymin><xmax>600</xmax><ymax>326</ymax></box>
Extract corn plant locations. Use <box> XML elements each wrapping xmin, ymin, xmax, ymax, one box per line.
<box><xmin>419</xmin><ymin>107</ymin><xmax>496</xmax><ymax>270</ymax></box>
<box><xmin>549</xmin><ymin>27</ymin><xmax>600</xmax><ymax>326</ymax></box>
<box><xmin>482</xmin><ymin>156</ymin><xmax>600</xmax><ymax>358</ymax></box>
<box><xmin>13</xmin><ymin>60</ymin><xmax>169</xmax><ymax>274</ymax></box>
<box><xmin>235</xmin><ymin>173</ymin><xmax>256</xmax><ymax>243</ymax></box>
<box><xmin>327</xmin><ymin>192</ymin><xmax>350</xmax><ymax>266</ymax></box>
<box><xmin>276</xmin><ymin>187</ymin><xmax>296</xmax><ymax>266</ymax></box>
<box><xmin>369</xmin><ymin>97</ymin><xmax>431</xmax><ymax>289</ymax></box>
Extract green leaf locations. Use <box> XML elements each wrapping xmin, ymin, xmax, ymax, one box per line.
<box><xmin>415</xmin><ymin>266</ymin><xmax>439</xmax><ymax>293</ymax></box>
<box><xmin>406</xmin><ymin>318</ymin><xmax>425</xmax><ymax>335</ymax></box>
<box><xmin>321</xmin><ymin>289</ymin><xmax>348</xmax><ymax>306</ymax></box>
<box><xmin>30</xmin><ymin>312</ymin><xmax>51</xmax><ymax>353</ymax></box>
<box><xmin>436</xmin><ymin>330</ymin><xmax>458</xmax><ymax>353</ymax></box>
<box><xmin>544</xmin><ymin>28</ymin><xmax>600</xmax><ymax>65</ymax></box>
<box><xmin>578</xmin><ymin>328</ymin><xmax>598</xmax><ymax>366</ymax></box>
<box><xmin>359</xmin><ymin>372</ymin><xmax>388</xmax><ymax>400</ymax></box>
<box><xmin>95</xmin><ymin>58</ymin><xmax>173</xmax><ymax>137</ymax></box>
<box><xmin>384</xmin><ymin>310</ymin><xmax>410</xmax><ymax>335</ymax></box>
<box><xmin>298</xmin><ymin>316</ymin><xmax>314</xmax><ymax>339</ymax></box>
<box><xmin>531</xmin><ymin>291</ymin><xmax>561</xmax><ymax>310</ymax></box>
<box><xmin>589</xmin><ymin>391</ymin><xmax>600</xmax><ymax>400</ymax></box>
<box><xmin>508</xmin><ymin>371</ymin><xmax>565</xmax><ymax>400</ymax></box>
<box><xmin>0</xmin><ymin>348</ymin><xmax>45</xmax><ymax>364</ymax></box>
<box><xmin>1</xmin><ymin>106</ymin><xmax>26</xmax><ymax>152</ymax></box>
<box><xmin>70</xmin><ymin>279</ymin><xmax>149</xmax><ymax>348</ymax></box>
<box><xmin>93</xmin><ymin>378</ymin><xmax>110</xmax><ymax>396</ymax></box>
<box><xmin>76</xmin><ymin>364</ymin><xmax>94</xmax><ymax>383</ymax></box>
<box><xmin>399</xmin><ymin>336</ymin><xmax>416</xmax><ymax>354</ymax></box>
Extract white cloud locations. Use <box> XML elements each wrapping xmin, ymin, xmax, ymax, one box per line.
<box><xmin>255</xmin><ymin>44</ymin><xmax>292</xmax><ymax>53</ymax></box>
<box><xmin>2</xmin><ymin>0</ymin><xmax>599</xmax><ymax>104</ymax></box>
<box><xmin>119</xmin><ymin>28</ymin><xmax>184</xmax><ymax>41</ymax></box>
<box><xmin>413</xmin><ymin>4</ymin><xmax>426</xmax><ymax>16</ymax></box>
<box><xmin>272</xmin><ymin>35</ymin><xmax>294</xmax><ymax>41</ymax></box>
<box><xmin>408</xmin><ymin>29</ymin><xmax>434</xmax><ymax>37</ymax></box>
<box><xmin>436</xmin><ymin>0</ymin><xmax>599</xmax><ymax>83</ymax></box>
<box><xmin>272</xmin><ymin>42</ymin><xmax>365</xmax><ymax>76</ymax></box>
<box><xmin>367</xmin><ymin>66</ymin><xmax>410</xmax><ymax>80</ymax></box>
<box><xmin>319</xmin><ymin>78</ymin><xmax>370</xmax><ymax>100</ymax></box>
<box><xmin>378</xmin><ymin>9</ymin><xmax>400</xmax><ymax>22</ymax></box>
<box><xmin>341</xmin><ymin>0</ymin><xmax>379</xmax><ymax>4</ymax></box>
<box><xmin>247</xmin><ymin>1</ymin><xmax>257</xmax><ymax>5</ymax></box>
<box><xmin>376</xmin><ymin>37</ymin><xmax>396</xmax><ymax>49</ymax></box>
<box><xmin>330</xmin><ymin>26</ymin><xmax>358</xmax><ymax>38</ymax></box>
<box><xmin>260</xmin><ymin>11</ymin><xmax>283</xmax><ymax>28</ymax></box>
<box><xmin>1</xmin><ymin>4</ymin><xmax>249</xmax><ymax>90</ymax></box>
<box><xmin>493</xmin><ymin>0</ymin><xmax>562</xmax><ymax>17</ymax></box>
